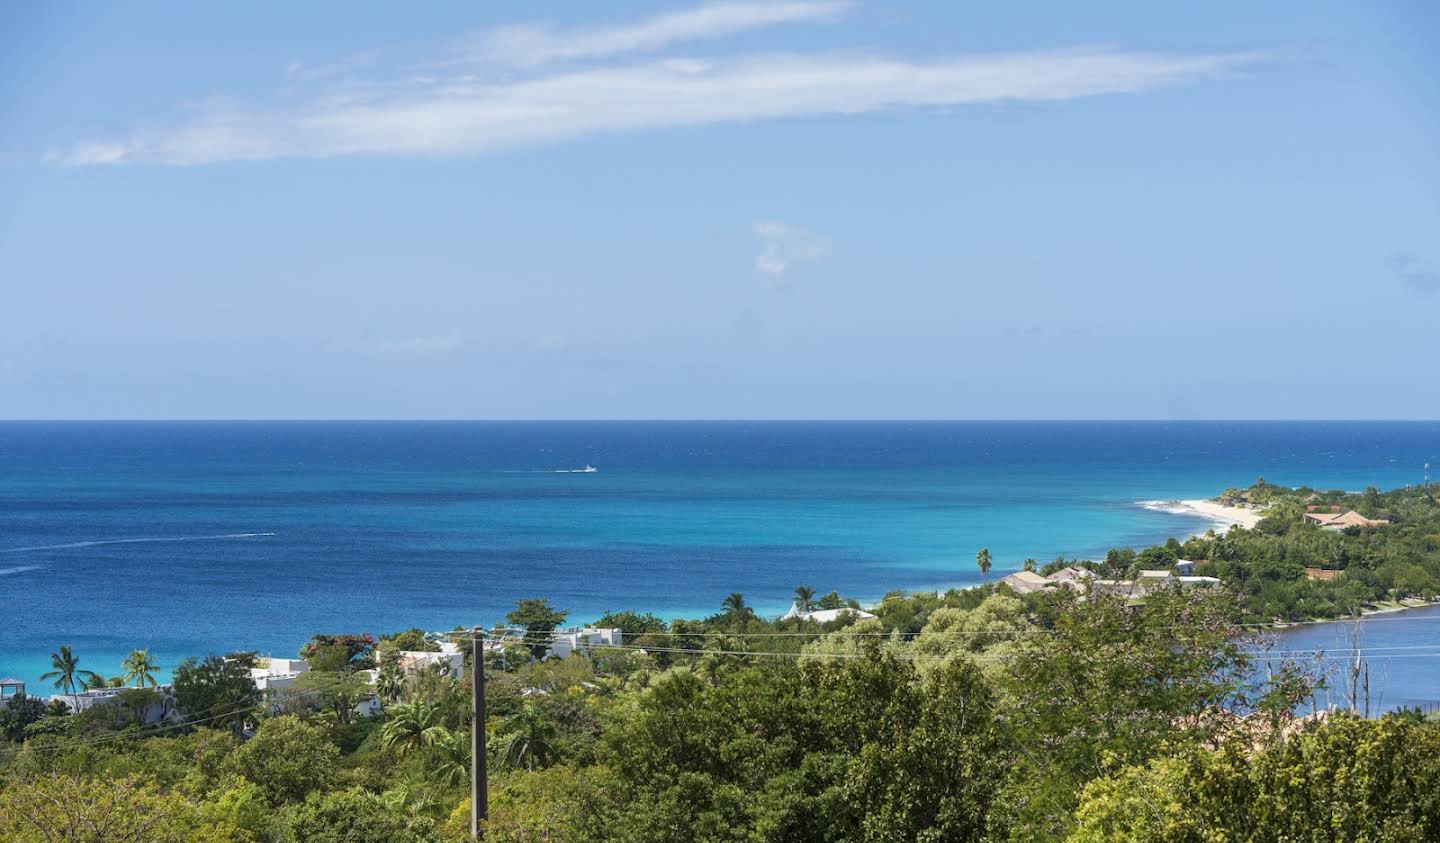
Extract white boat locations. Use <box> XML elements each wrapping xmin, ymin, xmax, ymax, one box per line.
<box><xmin>579</xmin><ymin>465</ymin><xmax>598</xmax><ymax>473</ymax></box>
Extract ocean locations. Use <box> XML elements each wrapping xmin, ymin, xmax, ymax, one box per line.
<box><xmin>1</xmin><ymin>421</ymin><xmax>1436</xmax><ymax>696</ymax></box>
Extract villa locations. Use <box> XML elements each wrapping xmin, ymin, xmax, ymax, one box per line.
<box><xmin>392</xmin><ymin>641</ymin><xmax>466</xmax><ymax>680</ymax></box>
<box><xmin>1303</xmin><ymin>509</ymin><xmax>1390</xmax><ymax>530</ymax></box>
<box><xmin>250</xmin><ymin>657</ymin><xmax>310</xmax><ymax>693</ymax></box>
<box><xmin>780</xmin><ymin>604</ymin><xmax>878</xmax><ymax>623</ymax></box>
<box><xmin>999</xmin><ymin>570</ymin><xmax>1054</xmax><ymax>595</ymax></box>
<box><xmin>1094</xmin><ymin>570</ymin><xmax>1222</xmax><ymax>599</ymax></box>
<box><xmin>549</xmin><ymin>627</ymin><xmax>624</xmax><ymax>660</ymax></box>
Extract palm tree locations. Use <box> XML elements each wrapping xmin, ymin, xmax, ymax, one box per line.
<box><xmin>722</xmin><ymin>592</ymin><xmax>747</xmax><ymax>616</ymax></box>
<box><xmin>84</xmin><ymin>675</ymin><xmax>126</xmax><ymax>690</ymax></box>
<box><xmin>495</xmin><ymin>703</ymin><xmax>559</xmax><ymax>771</ymax></box>
<box><xmin>793</xmin><ymin>585</ymin><xmax>816</xmax><ymax>612</ymax></box>
<box><xmin>424</xmin><ymin>726</ymin><xmax>471</xmax><ymax>788</ymax></box>
<box><xmin>122</xmin><ymin>649</ymin><xmax>161</xmax><ymax>688</ymax></box>
<box><xmin>376</xmin><ymin>661</ymin><xmax>406</xmax><ymax>704</ymax></box>
<box><xmin>39</xmin><ymin>646</ymin><xmax>101</xmax><ymax>706</ymax></box>
<box><xmin>1022</xmin><ymin>558</ymin><xmax>1037</xmax><ymax>573</ymax></box>
<box><xmin>378</xmin><ymin>700</ymin><xmax>447</xmax><ymax>757</ymax></box>
<box><xmin>976</xmin><ymin>548</ymin><xmax>993</xmax><ymax>578</ymax></box>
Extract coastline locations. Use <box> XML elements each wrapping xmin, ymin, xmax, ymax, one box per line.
<box><xmin>1175</xmin><ymin>498</ymin><xmax>1265</xmax><ymax>531</ymax></box>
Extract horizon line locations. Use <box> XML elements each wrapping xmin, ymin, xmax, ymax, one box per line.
<box><xmin>1</xmin><ymin>418</ymin><xmax>1438</xmax><ymax>424</ymax></box>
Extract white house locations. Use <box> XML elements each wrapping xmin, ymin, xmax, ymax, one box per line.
<box><xmin>549</xmin><ymin>627</ymin><xmax>623</xmax><ymax>659</ymax></box>
<box><xmin>250</xmin><ymin>656</ymin><xmax>309</xmax><ymax>693</ymax></box>
<box><xmin>393</xmin><ymin>641</ymin><xmax>466</xmax><ymax>680</ymax></box>
<box><xmin>47</xmin><ymin>686</ymin><xmax>178</xmax><ymax>723</ymax></box>
<box><xmin>780</xmin><ymin>603</ymin><xmax>878</xmax><ymax>623</ymax></box>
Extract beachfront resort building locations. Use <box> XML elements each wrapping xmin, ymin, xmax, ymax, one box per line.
<box><xmin>44</xmin><ymin>686</ymin><xmax>178</xmax><ymax>723</ymax></box>
<box><xmin>250</xmin><ymin>657</ymin><xmax>310</xmax><ymax>693</ymax></box>
<box><xmin>1303</xmin><ymin>509</ymin><xmax>1390</xmax><ymax>530</ymax></box>
<box><xmin>1092</xmin><ymin>570</ymin><xmax>1222</xmax><ymax>599</ymax></box>
<box><xmin>780</xmin><ymin>604</ymin><xmax>878</xmax><ymax>623</ymax></box>
<box><xmin>998</xmin><ymin>566</ymin><xmax>1098</xmax><ymax>595</ymax></box>
<box><xmin>549</xmin><ymin>627</ymin><xmax>624</xmax><ymax>660</ymax></box>
<box><xmin>392</xmin><ymin>642</ymin><xmax>466</xmax><ymax>680</ymax></box>
<box><xmin>999</xmin><ymin>570</ymin><xmax>1054</xmax><ymax>595</ymax></box>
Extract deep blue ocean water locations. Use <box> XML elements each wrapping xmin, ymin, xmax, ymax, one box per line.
<box><xmin>1</xmin><ymin>421</ymin><xmax>1436</xmax><ymax>695</ymax></box>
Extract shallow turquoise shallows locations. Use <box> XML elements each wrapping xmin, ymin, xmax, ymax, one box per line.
<box><xmin>1</xmin><ymin>421</ymin><xmax>1436</xmax><ymax>693</ymax></box>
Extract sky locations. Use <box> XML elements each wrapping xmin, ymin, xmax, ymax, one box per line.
<box><xmin>0</xmin><ymin>1</ymin><xmax>1437</xmax><ymax>420</ymax></box>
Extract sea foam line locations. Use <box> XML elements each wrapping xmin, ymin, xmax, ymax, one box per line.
<box><xmin>0</xmin><ymin>565</ymin><xmax>41</xmax><ymax>576</ymax></box>
<box><xmin>1137</xmin><ymin>499</ymin><xmax>1196</xmax><ymax>516</ymax></box>
<box><xmin>0</xmin><ymin>532</ymin><xmax>277</xmax><ymax>554</ymax></box>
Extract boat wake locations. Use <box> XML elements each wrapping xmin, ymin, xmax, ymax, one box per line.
<box><xmin>0</xmin><ymin>565</ymin><xmax>41</xmax><ymax>576</ymax></box>
<box><xmin>0</xmin><ymin>532</ymin><xmax>278</xmax><ymax>554</ymax></box>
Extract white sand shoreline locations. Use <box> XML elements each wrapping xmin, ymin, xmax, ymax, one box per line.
<box><xmin>1176</xmin><ymin>499</ymin><xmax>1265</xmax><ymax>531</ymax></box>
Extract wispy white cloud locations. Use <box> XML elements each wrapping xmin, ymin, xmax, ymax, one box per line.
<box><xmin>754</xmin><ymin>220</ymin><xmax>832</xmax><ymax>278</ymax></box>
<box><xmin>329</xmin><ymin>329</ymin><xmax>460</xmax><ymax>353</ymax></box>
<box><xmin>458</xmin><ymin>0</ymin><xmax>851</xmax><ymax>67</ymax></box>
<box><xmin>50</xmin><ymin>2</ymin><xmax>1274</xmax><ymax>167</ymax></box>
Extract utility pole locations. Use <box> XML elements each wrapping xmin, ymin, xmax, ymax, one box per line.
<box><xmin>471</xmin><ymin>626</ymin><xmax>487</xmax><ymax>840</ymax></box>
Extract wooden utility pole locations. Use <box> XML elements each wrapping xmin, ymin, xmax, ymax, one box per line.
<box><xmin>471</xmin><ymin>626</ymin><xmax>487</xmax><ymax>840</ymax></box>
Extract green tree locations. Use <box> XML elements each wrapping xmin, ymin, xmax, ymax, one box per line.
<box><xmin>1022</xmin><ymin>558</ymin><xmax>1037</xmax><ymax>573</ymax></box>
<box><xmin>39</xmin><ymin>645</ymin><xmax>102</xmax><ymax>706</ymax></box>
<box><xmin>380</xmin><ymin>628</ymin><xmax>439</xmax><ymax>653</ymax></box>
<box><xmin>0</xmin><ymin>693</ymin><xmax>47</xmax><ymax>742</ymax></box>
<box><xmin>172</xmin><ymin>654</ymin><xmax>259</xmax><ymax>732</ymax></box>
<box><xmin>976</xmin><ymin>548</ymin><xmax>992</xmax><ymax>578</ymax></box>
<box><xmin>379</xmin><ymin>700</ymin><xmax>448</xmax><ymax>757</ymax></box>
<box><xmin>0</xmin><ymin>774</ymin><xmax>229</xmax><ymax>842</ymax></box>
<box><xmin>279</xmin><ymin>787</ymin><xmax>435</xmax><ymax>843</ymax></box>
<box><xmin>292</xmin><ymin>669</ymin><xmax>373</xmax><ymax>726</ymax></box>
<box><xmin>424</xmin><ymin>726</ymin><xmax>471</xmax><ymax>789</ymax></box>
<box><xmin>376</xmin><ymin>658</ymin><xmax>407</xmax><ymax>705</ymax></box>
<box><xmin>223</xmin><ymin>714</ymin><xmax>339</xmax><ymax>805</ymax></box>
<box><xmin>122</xmin><ymin>649</ymin><xmax>161</xmax><ymax>688</ymax></box>
<box><xmin>495</xmin><ymin>702</ymin><xmax>561</xmax><ymax>771</ymax></box>
<box><xmin>300</xmin><ymin>634</ymin><xmax>377</xmax><ymax>671</ymax></box>
<box><xmin>506</xmin><ymin>598</ymin><xmax>568</xmax><ymax>659</ymax></box>
<box><xmin>1001</xmin><ymin>587</ymin><xmax>1250</xmax><ymax>838</ymax></box>
<box><xmin>793</xmin><ymin>584</ymin><xmax>817</xmax><ymax>611</ymax></box>
<box><xmin>593</xmin><ymin>610</ymin><xmax>668</xmax><ymax>636</ymax></box>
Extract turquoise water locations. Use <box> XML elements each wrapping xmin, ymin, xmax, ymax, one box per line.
<box><xmin>1</xmin><ymin>421</ymin><xmax>1435</xmax><ymax>693</ymax></box>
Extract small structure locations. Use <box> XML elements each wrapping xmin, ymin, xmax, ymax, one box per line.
<box><xmin>1044</xmin><ymin>566</ymin><xmax>1098</xmax><ymax>592</ymax></box>
<box><xmin>1303</xmin><ymin>510</ymin><xmax>1389</xmax><ymax>530</ymax></box>
<box><xmin>1094</xmin><ymin>571</ymin><xmax>1220</xmax><ymax>599</ymax></box>
<box><xmin>549</xmin><ymin>627</ymin><xmax>624</xmax><ymax>660</ymax></box>
<box><xmin>0</xmin><ymin>678</ymin><xmax>25</xmax><ymax>707</ymax></box>
<box><xmin>781</xmin><ymin>603</ymin><xmax>877</xmax><ymax>624</ymax></box>
<box><xmin>1174</xmin><ymin>559</ymin><xmax>1198</xmax><ymax>575</ymax></box>
<box><xmin>46</xmin><ymin>686</ymin><xmax>178</xmax><ymax>723</ymax></box>
<box><xmin>250</xmin><ymin>657</ymin><xmax>310</xmax><ymax>693</ymax></box>
<box><xmin>798</xmin><ymin>607</ymin><xmax>877</xmax><ymax>624</ymax></box>
<box><xmin>1303</xmin><ymin>567</ymin><xmax>1342</xmax><ymax>582</ymax></box>
<box><xmin>999</xmin><ymin>570</ymin><xmax>1055</xmax><ymax>595</ymax></box>
<box><xmin>393</xmin><ymin>642</ymin><xmax>466</xmax><ymax>681</ymax></box>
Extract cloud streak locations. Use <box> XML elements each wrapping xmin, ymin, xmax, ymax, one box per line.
<box><xmin>461</xmin><ymin>0</ymin><xmax>852</xmax><ymax>67</ymax></box>
<box><xmin>51</xmin><ymin>2</ymin><xmax>1272</xmax><ymax>167</ymax></box>
<box><xmin>331</xmin><ymin>329</ymin><xmax>460</xmax><ymax>353</ymax></box>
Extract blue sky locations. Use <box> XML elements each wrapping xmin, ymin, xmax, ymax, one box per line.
<box><xmin>1</xmin><ymin>1</ymin><xmax>1437</xmax><ymax>419</ymax></box>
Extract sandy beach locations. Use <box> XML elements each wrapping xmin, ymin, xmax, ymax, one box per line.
<box><xmin>1177</xmin><ymin>499</ymin><xmax>1265</xmax><ymax>531</ymax></box>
